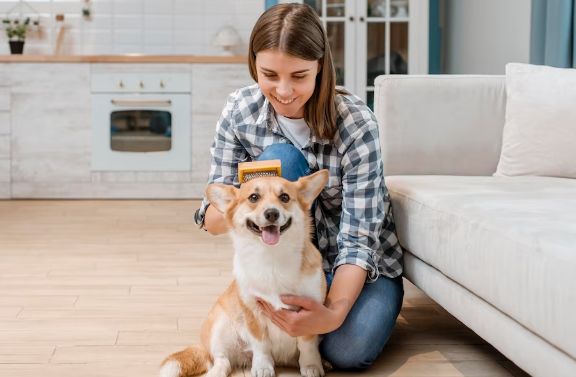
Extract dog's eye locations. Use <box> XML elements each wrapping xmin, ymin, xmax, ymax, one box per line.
<box><xmin>248</xmin><ymin>193</ymin><xmax>260</xmax><ymax>203</ymax></box>
<box><xmin>279</xmin><ymin>193</ymin><xmax>290</xmax><ymax>203</ymax></box>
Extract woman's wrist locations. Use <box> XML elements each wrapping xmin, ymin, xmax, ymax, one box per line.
<box><xmin>325</xmin><ymin>298</ymin><xmax>351</xmax><ymax>331</ymax></box>
<box><xmin>323</xmin><ymin>265</ymin><xmax>367</xmax><ymax>332</ymax></box>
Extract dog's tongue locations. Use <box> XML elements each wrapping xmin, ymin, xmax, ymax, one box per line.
<box><xmin>262</xmin><ymin>225</ymin><xmax>280</xmax><ymax>245</ymax></box>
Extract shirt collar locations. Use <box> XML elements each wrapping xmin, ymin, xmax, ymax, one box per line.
<box><xmin>245</xmin><ymin>89</ymin><xmax>333</xmax><ymax>145</ymax></box>
<box><xmin>310</xmin><ymin>133</ymin><xmax>332</xmax><ymax>145</ymax></box>
<box><xmin>257</xmin><ymin>96</ymin><xmax>275</xmax><ymax>128</ymax></box>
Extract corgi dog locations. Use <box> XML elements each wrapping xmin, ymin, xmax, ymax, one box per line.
<box><xmin>160</xmin><ymin>169</ymin><xmax>329</xmax><ymax>377</ymax></box>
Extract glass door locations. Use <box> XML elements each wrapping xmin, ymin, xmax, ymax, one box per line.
<box><xmin>303</xmin><ymin>0</ymin><xmax>415</xmax><ymax>109</ymax></box>
<box><xmin>304</xmin><ymin>0</ymin><xmax>348</xmax><ymax>88</ymax></box>
<box><xmin>364</xmin><ymin>0</ymin><xmax>409</xmax><ymax>109</ymax></box>
<box><xmin>389</xmin><ymin>0</ymin><xmax>409</xmax><ymax>75</ymax></box>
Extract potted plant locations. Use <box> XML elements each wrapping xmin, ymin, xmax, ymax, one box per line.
<box><xmin>2</xmin><ymin>17</ymin><xmax>30</xmax><ymax>54</ymax></box>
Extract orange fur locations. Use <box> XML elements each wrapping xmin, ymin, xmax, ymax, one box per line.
<box><xmin>239</xmin><ymin>293</ymin><xmax>266</xmax><ymax>341</ymax></box>
<box><xmin>160</xmin><ymin>345</ymin><xmax>211</xmax><ymax>376</ymax></box>
<box><xmin>301</xmin><ymin>241</ymin><xmax>323</xmax><ymax>275</ymax></box>
<box><xmin>214</xmin><ymin>281</ymin><xmax>265</xmax><ymax>341</ymax></box>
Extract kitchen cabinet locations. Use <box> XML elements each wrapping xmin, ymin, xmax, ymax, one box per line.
<box><xmin>0</xmin><ymin>74</ymin><xmax>11</xmax><ymax>198</ymax></box>
<box><xmin>0</xmin><ymin>60</ymin><xmax>252</xmax><ymax>199</ymax></box>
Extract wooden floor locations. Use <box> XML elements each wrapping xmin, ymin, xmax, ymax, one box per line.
<box><xmin>0</xmin><ymin>200</ymin><xmax>530</xmax><ymax>377</ymax></box>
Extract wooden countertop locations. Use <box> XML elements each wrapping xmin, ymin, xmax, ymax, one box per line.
<box><xmin>0</xmin><ymin>55</ymin><xmax>247</xmax><ymax>63</ymax></box>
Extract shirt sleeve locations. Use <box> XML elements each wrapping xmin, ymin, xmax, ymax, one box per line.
<box><xmin>194</xmin><ymin>91</ymin><xmax>248</xmax><ymax>228</ymax></box>
<box><xmin>333</xmin><ymin>117</ymin><xmax>389</xmax><ymax>282</ymax></box>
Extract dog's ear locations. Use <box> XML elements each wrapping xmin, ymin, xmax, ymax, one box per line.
<box><xmin>206</xmin><ymin>183</ymin><xmax>237</xmax><ymax>213</ymax></box>
<box><xmin>296</xmin><ymin>169</ymin><xmax>329</xmax><ymax>208</ymax></box>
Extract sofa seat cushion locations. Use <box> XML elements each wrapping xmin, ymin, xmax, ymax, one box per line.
<box><xmin>387</xmin><ymin>175</ymin><xmax>576</xmax><ymax>359</ymax></box>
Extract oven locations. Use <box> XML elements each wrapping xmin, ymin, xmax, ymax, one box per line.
<box><xmin>91</xmin><ymin>73</ymin><xmax>191</xmax><ymax>171</ymax></box>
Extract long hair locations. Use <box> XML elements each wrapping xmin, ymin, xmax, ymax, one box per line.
<box><xmin>248</xmin><ymin>3</ymin><xmax>339</xmax><ymax>140</ymax></box>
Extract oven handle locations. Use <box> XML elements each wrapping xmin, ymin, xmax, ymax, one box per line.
<box><xmin>110</xmin><ymin>99</ymin><xmax>172</xmax><ymax>107</ymax></box>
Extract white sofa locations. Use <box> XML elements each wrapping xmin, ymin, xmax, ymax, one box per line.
<box><xmin>374</xmin><ymin>75</ymin><xmax>576</xmax><ymax>377</ymax></box>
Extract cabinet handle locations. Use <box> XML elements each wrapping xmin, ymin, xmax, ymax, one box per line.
<box><xmin>359</xmin><ymin>16</ymin><xmax>365</xmax><ymax>22</ymax></box>
<box><xmin>111</xmin><ymin>99</ymin><xmax>172</xmax><ymax>107</ymax></box>
<box><xmin>349</xmin><ymin>16</ymin><xmax>354</xmax><ymax>21</ymax></box>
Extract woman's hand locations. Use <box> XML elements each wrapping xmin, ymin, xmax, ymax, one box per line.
<box><xmin>257</xmin><ymin>265</ymin><xmax>367</xmax><ymax>337</ymax></box>
<box><xmin>257</xmin><ymin>295</ymin><xmax>343</xmax><ymax>337</ymax></box>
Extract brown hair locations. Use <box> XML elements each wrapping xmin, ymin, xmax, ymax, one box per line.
<box><xmin>248</xmin><ymin>3</ymin><xmax>339</xmax><ymax>140</ymax></box>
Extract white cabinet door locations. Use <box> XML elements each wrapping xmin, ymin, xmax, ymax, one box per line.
<box><xmin>302</xmin><ymin>0</ymin><xmax>428</xmax><ymax>108</ymax></box>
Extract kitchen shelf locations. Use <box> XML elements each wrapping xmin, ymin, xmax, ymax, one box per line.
<box><xmin>0</xmin><ymin>55</ymin><xmax>247</xmax><ymax>63</ymax></box>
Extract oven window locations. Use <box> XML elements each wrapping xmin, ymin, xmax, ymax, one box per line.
<box><xmin>110</xmin><ymin>110</ymin><xmax>172</xmax><ymax>152</ymax></box>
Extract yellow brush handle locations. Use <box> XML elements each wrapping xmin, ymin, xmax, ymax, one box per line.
<box><xmin>238</xmin><ymin>160</ymin><xmax>282</xmax><ymax>183</ymax></box>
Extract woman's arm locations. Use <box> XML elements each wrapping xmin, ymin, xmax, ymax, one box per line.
<box><xmin>204</xmin><ymin>205</ymin><xmax>229</xmax><ymax>235</ymax></box>
<box><xmin>257</xmin><ymin>264</ymin><xmax>367</xmax><ymax>337</ymax></box>
<box><xmin>324</xmin><ymin>264</ymin><xmax>367</xmax><ymax>328</ymax></box>
<box><xmin>194</xmin><ymin>90</ymin><xmax>247</xmax><ymax>231</ymax></box>
<box><xmin>334</xmin><ymin>114</ymin><xmax>392</xmax><ymax>281</ymax></box>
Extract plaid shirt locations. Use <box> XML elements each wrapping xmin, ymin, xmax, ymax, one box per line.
<box><xmin>195</xmin><ymin>84</ymin><xmax>402</xmax><ymax>281</ymax></box>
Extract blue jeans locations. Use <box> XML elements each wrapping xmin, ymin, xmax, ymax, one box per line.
<box><xmin>321</xmin><ymin>273</ymin><xmax>403</xmax><ymax>370</ymax></box>
<box><xmin>257</xmin><ymin>144</ymin><xmax>404</xmax><ymax>370</ymax></box>
<box><xmin>257</xmin><ymin>143</ymin><xmax>311</xmax><ymax>181</ymax></box>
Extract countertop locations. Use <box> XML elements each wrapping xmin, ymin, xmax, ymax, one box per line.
<box><xmin>0</xmin><ymin>55</ymin><xmax>247</xmax><ymax>63</ymax></box>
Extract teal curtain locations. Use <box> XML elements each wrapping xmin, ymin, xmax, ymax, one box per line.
<box><xmin>265</xmin><ymin>0</ymin><xmax>278</xmax><ymax>10</ymax></box>
<box><xmin>530</xmin><ymin>0</ymin><xmax>576</xmax><ymax>67</ymax></box>
<box><xmin>428</xmin><ymin>0</ymin><xmax>442</xmax><ymax>73</ymax></box>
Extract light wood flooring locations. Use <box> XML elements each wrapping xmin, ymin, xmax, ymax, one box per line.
<box><xmin>0</xmin><ymin>200</ymin><xmax>530</xmax><ymax>377</ymax></box>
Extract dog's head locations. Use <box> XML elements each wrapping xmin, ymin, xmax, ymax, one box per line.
<box><xmin>206</xmin><ymin>170</ymin><xmax>328</xmax><ymax>246</ymax></box>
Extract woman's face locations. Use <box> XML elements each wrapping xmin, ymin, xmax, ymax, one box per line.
<box><xmin>255</xmin><ymin>49</ymin><xmax>320</xmax><ymax>119</ymax></box>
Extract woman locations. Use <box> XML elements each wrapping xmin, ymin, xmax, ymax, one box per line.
<box><xmin>194</xmin><ymin>3</ymin><xmax>403</xmax><ymax>370</ymax></box>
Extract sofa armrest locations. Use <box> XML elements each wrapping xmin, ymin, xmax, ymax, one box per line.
<box><xmin>374</xmin><ymin>75</ymin><xmax>506</xmax><ymax>176</ymax></box>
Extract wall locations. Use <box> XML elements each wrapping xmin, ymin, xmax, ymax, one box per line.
<box><xmin>0</xmin><ymin>65</ymin><xmax>9</xmax><ymax>198</ymax></box>
<box><xmin>442</xmin><ymin>0</ymin><xmax>531</xmax><ymax>74</ymax></box>
<box><xmin>0</xmin><ymin>0</ymin><xmax>263</xmax><ymax>55</ymax></box>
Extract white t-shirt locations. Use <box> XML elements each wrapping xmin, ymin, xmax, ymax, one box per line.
<box><xmin>275</xmin><ymin>114</ymin><xmax>311</xmax><ymax>150</ymax></box>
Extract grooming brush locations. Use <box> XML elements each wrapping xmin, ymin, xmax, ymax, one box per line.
<box><xmin>238</xmin><ymin>160</ymin><xmax>282</xmax><ymax>183</ymax></box>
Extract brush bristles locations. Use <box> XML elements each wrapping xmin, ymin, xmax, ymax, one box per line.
<box><xmin>242</xmin><ymin>170</ymin><xmax>279</xmax><ymax>181</ymax></box>
<box><xmin>238</xmin><ymin>160</ymin><xmax>282</xmax><ymax>183</ymax></box>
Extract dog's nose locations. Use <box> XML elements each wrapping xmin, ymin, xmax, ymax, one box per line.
<box><xmin>264</xmin><ymin>208</ymin><xmax>279</xmax><ymax>223</ymax></box>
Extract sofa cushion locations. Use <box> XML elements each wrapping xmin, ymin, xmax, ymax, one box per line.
<box><xmin>387</xmin><ymin>175</ymin><xmax>576</xmax><ymax>359</ymax></box>
<box><xmin>495</xmin><ymin>63</ymin><xmax>576</xmax><ymax>178</ymax></box>
<box><xmin>375</xmin><ymin>75</ymin><xmax>506</xmax><ymax>176</ymax></box>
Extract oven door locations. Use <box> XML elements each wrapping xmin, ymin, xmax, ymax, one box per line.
<box><xmin>92</xmin><ymin>93</ymin><xmax>191</xmax><ymax>171</ymax></box>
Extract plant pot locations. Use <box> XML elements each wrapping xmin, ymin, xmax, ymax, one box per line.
<box><xmin>9</xmin><ymin>41</ymin><xmax>25</xmax><ymax>54</ymax></box>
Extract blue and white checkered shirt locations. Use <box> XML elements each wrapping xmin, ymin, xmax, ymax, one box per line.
<box><xmin>195</xmin><ymin>84</ymin><xmax>402</xmax><ymax>281</ymax></box>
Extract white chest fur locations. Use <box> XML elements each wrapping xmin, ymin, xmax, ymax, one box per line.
<box><xmin>231</xmin><ymin>234</ymin><xmax>325</xmax><ymax>366</ymax></box>
<box><xmin>232</xmin><ymin>234</ymin><xmax>323</xmax><ymax>310</ymax></box>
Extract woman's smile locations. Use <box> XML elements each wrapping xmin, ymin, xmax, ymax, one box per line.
<box><xmin>272</xmin><ymin>94</ymin><xmax>297</xmax><ymax>105</ymax></box>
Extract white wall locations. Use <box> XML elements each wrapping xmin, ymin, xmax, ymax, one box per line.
<box><xmin>0</xmin><ymin>0</ymin><xmax>264</xmax><ymax>55</ymax></box>
<box><xmin>443</xmin><ymin>0</ymin><xmax>531</xmax><ymax>74</ymax></box>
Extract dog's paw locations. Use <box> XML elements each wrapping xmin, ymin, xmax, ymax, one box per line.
<box><xmin>321</xmin><ymin>359</ymin><xmax>333</xmax><ymax>371</ymax></box>
<box><xmin>251</xmin><ymin>366</ymin><xmax>275</xmax><ymax>377</ymax></box>
<box><xmin>300</xmin><ymin>365</ymin><xmax>325</xmax><ymax>377</ymax></box>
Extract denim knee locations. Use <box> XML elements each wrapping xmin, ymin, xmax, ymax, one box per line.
<box><xmin>257</xmin><ymin>143</ymin><xmax>310</xmax><ymax>181</ymax></box>
<box><xmin>320</xmin><ymin>330</ymin><xmax>381</xmax><ymax>370</ymax></box>
<box><xmin>319</xmin><ymin>276</ymin><xmax>404</xmax><ymax>370</ymax></box>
